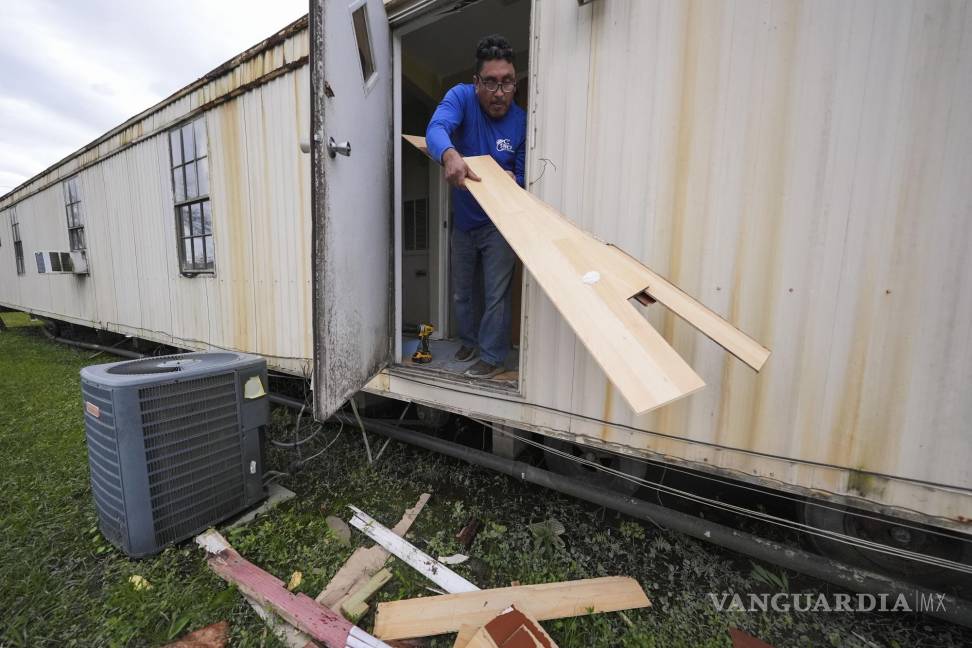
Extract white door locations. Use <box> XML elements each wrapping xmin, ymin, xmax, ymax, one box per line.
<box><xmin>311</xmin><ymin>0</ymin><xmax>393</xmax><ymax>419</ymax></box>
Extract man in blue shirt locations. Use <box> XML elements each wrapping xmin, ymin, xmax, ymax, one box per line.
<box><xmin>426</xmin><ymin>34</ymin><xmax>526</xmax><ymax>379</ymax></box>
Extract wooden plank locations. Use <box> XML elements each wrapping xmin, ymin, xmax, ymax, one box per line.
<box><xmin>348</xmin><ymin>506</ymin><xmax>479</xmax><ymax>593</ymax></box>
<box><xmin>195</xmin><ymin>531</ymin><xmax>391</xmax><ymax>648</ymax></box>
<box><xmin>401</xmin><ymin>134</ymin><xmax>429</xmax><ymax>158</ymax></box>
<box><xmin>462</xmin><ymin>155</ymin><xmax>704</xmax><ymax>414</ymax></box>
<box><xmin>340</xmin><ymin>568</ymin><xmax>393</xmax><ymax>622</ymax></box>
<box><xmin>453</xmin><ymin>624</ymin><xmax>481</xmax><ymax>648</ymax></box>
<box><xmin>373</xmin><ymin>577</ymin><xmax>651</xmax><ymax>641</ymax></box>
<box><xmin>402</xmin><ymin>134</ymin><xmax>769</xmax><ymax>373</ymax></box>
<box><xmin>316</xmin><ymin>493</ymin><xmax>430</xmax><ymax>607</ymax></box>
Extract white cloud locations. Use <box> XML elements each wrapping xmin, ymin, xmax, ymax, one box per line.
<box><xmin>0</xmin><ymin>0</ymin><xmax>307</xmax><ymax>194</ymax></box>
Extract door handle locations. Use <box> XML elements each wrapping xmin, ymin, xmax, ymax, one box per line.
<box><xmin>416</xmin><ymin>270</ymin><xmax>427</xmax><ymax>277</ymax></box>
<box><xmin>327</xmin><ymin>137</ymin><xmax>351</xmax><ymax>158</ymax></box>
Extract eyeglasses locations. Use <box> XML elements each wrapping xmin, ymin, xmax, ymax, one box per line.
<box><xmin>476</xmin><ymin>77</ymin><xmax>516</xmax><ymax>94</ymax></box>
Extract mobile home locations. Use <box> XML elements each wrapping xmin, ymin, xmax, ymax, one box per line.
<box><xmin>2</xmin><ymin>0</ymin><xmax>970</xmax><ymax>574</ymax></box>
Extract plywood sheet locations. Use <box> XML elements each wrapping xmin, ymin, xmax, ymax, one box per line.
<box><xmin>373</xmin><ymin>576</ymin><xmax>650</xmax><ymax>641</ymax></box>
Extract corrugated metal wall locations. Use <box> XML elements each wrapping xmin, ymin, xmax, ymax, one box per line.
<box><xmin>509</xmin><ymin>0</ymin><xmax>972</xmax><ymax>516</ymax></box>
<box><xmin>0</xmin><ymin>56</ymin><xmax>312</xmax><ymax>374</ymax></box>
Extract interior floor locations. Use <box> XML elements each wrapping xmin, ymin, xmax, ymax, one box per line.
<box><xmin>400</xmin><ymin>336</ymin><xmax>519</xmax><ymax>389</ymax></box>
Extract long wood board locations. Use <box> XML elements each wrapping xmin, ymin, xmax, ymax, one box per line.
<box><xmin>402</xmin><ymin>134</ymin><xmax>769</xmax><ymax>375</ymax></box>
<box><xmin>372</xmin><ymin>576</ymin><xmax>650</xmax><ymax>641</ymax></box>
<box><xmin>462</xmin><ymin>155</ymin><xmax>704</xmax><ymax>413</ymax></box>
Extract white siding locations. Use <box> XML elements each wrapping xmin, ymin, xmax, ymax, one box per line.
<box><xmin>0</xmin><ymin>66</ymin><xmax>312</xmax><ymax>374</ymax></box>
<box><xmin>373</xmin><ymin>0</ymin><xmax>972</xmax><ymax>529</ymax></box>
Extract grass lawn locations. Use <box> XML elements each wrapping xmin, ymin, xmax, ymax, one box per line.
<box><xmin>1</xmin><ymin>311</ymin><xmax>969</xmax><ymax>647</ymax></box>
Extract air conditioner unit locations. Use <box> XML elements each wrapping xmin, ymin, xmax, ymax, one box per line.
<box><xmin>34</xmin><ymin>251</ymin><xmax>76</xmax><ymax>274</ymax></box>
<box><xmin>80</xmin><ymin>351</ymin><xmax>269</xmax><ymax>557</ymax></box>
<box><xmin>71</xmin><ymin>250</ymin><xmax>89</xmax><ymax>274</ymax></box>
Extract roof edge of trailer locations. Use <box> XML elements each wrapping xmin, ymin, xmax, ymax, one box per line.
<box><xmin>0</xmin><ymin>14</ymin><xmax>310</xmax><ymax>210</ymax></box>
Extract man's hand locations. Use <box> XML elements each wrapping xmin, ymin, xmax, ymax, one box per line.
<box><xmin>443</xmin><ymin>148</ymin><xmax>481</xmax><ymax>190</ymax></box>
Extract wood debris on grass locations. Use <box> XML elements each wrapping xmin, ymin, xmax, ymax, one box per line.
<box><xmin>346</xmin><ymin>504</ymin><xmax>478</xmax><ymax>594</ymax></box>
<box><xmin>461</xmin><ymin>607</ymin><xmax>558</xmax><ymax>648</ymax></box>
<box><xmin>342</xmin><ymin>504</ymin><xmax>649</xmax><ymax>643</ymax></box>
<box><xmin>316</xmin><ymin>493</ymin><xmax>431</xmax><ymax>608</ymax></box>
<box><xmin>729</xmin><ymin>627</ymin><xmax>777</xmax><ymax>648</ymax></box>
<box><xmin>195</xmin><ymin>497</ymin><xmax>649</xmax><ymax>647</ymax></box>
<box><xmin>371</xmin><ymin>577</ymin><xmax>651</xmax><ymax>641</ymax></box>
<box><xmin>455</xmin><ymin>519</ymin><xmax>481</xmax><ymax>548</ymax></box>
<box><xmin>195</xmin><ymin>530</ymin><xmax>391</xmax><ymax>648</ymax></box>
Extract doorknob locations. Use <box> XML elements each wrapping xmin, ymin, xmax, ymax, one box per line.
<box><xmin>327</xmin><ymin>137</ymin><xmax>351</xmax><ymax>158</ymax></box>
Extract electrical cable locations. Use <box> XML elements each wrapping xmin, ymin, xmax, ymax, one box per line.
<box><xmin>301</xmin><ymin>419</ymin><xmax>345</xmax><ymax>465</ymax></box>
<box><xmin>486</xmin><ymin>422</ymin><xmax>972</xmax><ymax>574</ymax></box>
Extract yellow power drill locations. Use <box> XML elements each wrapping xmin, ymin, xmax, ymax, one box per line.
<box><xmin>411</xmin><ymin>324</ymin><xmax>434</xmax><ymax>363</ymax></box>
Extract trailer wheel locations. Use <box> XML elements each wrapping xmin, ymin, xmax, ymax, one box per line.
<box><xmin>799</xmin><ymin>500</ymin><xmax>972</xmax><ymax>587</ymax></box>
<box><xmin>542</xmin><ymin>438</ymin><xmax>648</xmax><ymax>496</ymax></box>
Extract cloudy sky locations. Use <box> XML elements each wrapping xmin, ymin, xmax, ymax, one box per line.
<box><xmin>0</xmin><ymin>0</ymin><xmax>308</xmax><ymax>196</ymax></box>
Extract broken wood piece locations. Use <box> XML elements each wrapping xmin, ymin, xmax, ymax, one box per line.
<box><xmin>465</xmin><ymin>607</ymin><xmax>558</xmax><ymax>648</ymax></box>
<box><xmin>340</xmin><ymin>568</ymin><xmax>393</xmax><ymax>622</ymax></box>
<box><xmin>373</xmin><ymin>576</ymin><xmax>650</xmax><ymax>641</ymax></box>
<box><xmin>161</xmin><ymin>621</ymin><xmax>230</xmax><ymax>648</ymax></box>
<box><xmin>515</xmin><ymin>189</ymin><xmax>770</xmax><ymax>372</ymax></box>
<box><xmin>317</xmin><ymin>493</ymin><xmax>431</xmax><ymax>607</ymax></box>
<box><xmin>348</xmin><ymin>505</ymin><xmax>478</xmax><ymax>594</ymax></box>
<box><xmin>598</xmin><ymin>243</ymin><xmax>770</xmax><ymax>371</ymax></box>
<box><xmin>462</xmin><ymin>155</ymin><xmax>705</xmax><ymax>414</ymax></box>
<box><xmin>195</xmin><ymin>530</ymin><xmax>391</xmax><ymax>648</ymax></box>
<box><xmin>455</xmin><ymin>519</ymin><xmax>481</xmax><ymax>548</ymax></box>
<box><xmin>729</xmin><ymin>627</ymin><xmax>776</xmax><ymax>648</ymax></box>
<box><xmin>453</xmin><ymin>625</ymin><xmax>481</xmax><ymax>648</ymax></box>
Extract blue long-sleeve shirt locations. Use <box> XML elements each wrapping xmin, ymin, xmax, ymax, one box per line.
<box><xmin>426</xmin><ymin>83</ymin><xmax>526</xmax><ymax>232</ymax></box>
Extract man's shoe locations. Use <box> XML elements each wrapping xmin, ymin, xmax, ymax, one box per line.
<box><xmin>454</xmin><ymin>345</ymin><xmax>477</xmax><ymax>362</ymax></box>
<box><xmin>464</xmin><ymin>360</ymin><xmax>502</xmax><ymax>379</ymax></box>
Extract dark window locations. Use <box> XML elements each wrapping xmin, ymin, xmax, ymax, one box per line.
<box><xmin>352</xmin><ymin>4</ymin><xmax>376</xmax><ymax>84</ymax></box>
<box><xmin>10</xmin><ymin>208</ymin><xmax>24</xmax><ymax>275</ymax></box>
<box><xmin>63</xmin><ymin>176</ymin><xmax>86</xmax><ymax>251</ymax></box>
<box><xmin>168</xmin><ymin>117</ymin><xmax>213</xmax><ymax>273</ymax></box>
<box><xmin>403</xmin><ymin>199</ymin><xmax>428</xmax><ymax>252</ymax></box>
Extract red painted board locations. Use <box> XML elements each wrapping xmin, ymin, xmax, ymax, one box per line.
<box><xmin>205</xmin><ymin>545</ymin><xmax>353</xmax><ymax>647</ymax></box>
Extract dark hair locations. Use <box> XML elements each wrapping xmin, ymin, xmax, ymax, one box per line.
<box><xmin>475</xmin><ymin>34</ymin><xmax>515</xmax><ymax>74</ymax></box>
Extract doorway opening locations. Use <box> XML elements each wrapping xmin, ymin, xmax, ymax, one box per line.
<box><xmin>395</xmin><ymin>0</ymin><xmax>531</xmax><ymax>392</ymax></box>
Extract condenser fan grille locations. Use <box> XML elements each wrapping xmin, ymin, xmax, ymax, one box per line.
<box><xmin>140</xmin><ymin>373</ymin><xmax>245</xmax><ymax>546</ymax></box>
<box><xmin>107</xmin><ymin>353</ymin><xmax>240</xmax><ymax>375</ymax></box>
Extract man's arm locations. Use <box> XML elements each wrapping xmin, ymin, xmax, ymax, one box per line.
<box><xmin>426</xmin><ymin>86</ymin><xmax>464</xmax><ymax>164</ymax></box>
<box><xmin>426</xmin><ymin>86</ymin><xmax>480</xmax><ymax>189</ymax></box>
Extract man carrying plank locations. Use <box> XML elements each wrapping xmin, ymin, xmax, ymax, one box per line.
<box><xmin>426</xmin><ymin>34</ymin><xmax>527</xmax><ymax>379</ymax></box>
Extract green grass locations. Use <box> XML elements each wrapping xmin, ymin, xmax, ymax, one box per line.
<box><xmin>1</xmin><ymin>311</ymin><xmax>969</xmax><ymax>647</ymax></box>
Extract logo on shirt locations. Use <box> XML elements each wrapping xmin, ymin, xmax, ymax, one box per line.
<box><xmin>495</xmin><ymin>138</ymin><xmax>513</xmax><ymax>153</ymax></box>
